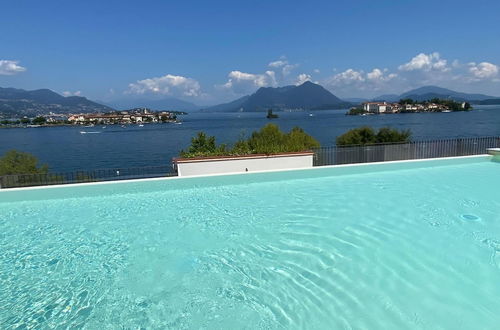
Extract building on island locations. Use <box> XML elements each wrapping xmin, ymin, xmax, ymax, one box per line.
<box><xmin>362</xmin><ymin>102</ymin><xmax>396</xmax><ymax>114</ymax></box>
<box><xmin>68</xmin><ymin>108</ymin><xmax>177</xmax><ymax>125</ymax></box>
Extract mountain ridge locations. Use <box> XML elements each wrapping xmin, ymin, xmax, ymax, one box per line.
<box><xmin>0</xmin><ymin>87</ymin><xmax>113</xmax><ymax>117</ymax></box>
<box><xmin>373</xmin><ymin>86</ymin><xmax>498</xmax><ymax>103</ymax></box>
<box><xmin>203</xmin><ymin>81</ymin><xmax>351</xmax><ymax>112</ymax></box>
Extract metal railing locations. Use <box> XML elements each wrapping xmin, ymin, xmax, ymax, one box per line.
<box><xmin>0</xmin><ymin>165</ymin><xmax>176</xmax><ymax>189</ymax></box>
<box><xmin>313</xmin><ymin>136</ymin><xmax>500</xmax><ymax>166</ymax></box>
<box><xmin>1</xmin><ymin>136</ymin><xmax>498</xmax><ymax>189</ymax></box>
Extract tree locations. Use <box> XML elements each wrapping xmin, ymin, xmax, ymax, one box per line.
<box><xmin>336</xmin><ymin>126</ymin><xmax>411</xmax><ymax>146</ymax></box>
<box><xmin>0</xmin><ymin>150</ymin><xmax>49</xmax><ymax>176</ymax></box>
<box><xmin>336</xmin><ymin>126</ymin><xmax>377</xmax><ymax>146</ymax></box>
<box><xmin>376</xmin><ymin>127</ymin><xmax>411</xmax><ymax>144</ymax></box>
<box><xmin>399</xmin><ymin>98</ymin><xmax>414</xmax><ymax>105</ymax></box>
<box><xmin>179</xmin><ymin>124</ymin><xmax>320</xmax><ymax>157</ymax></box>
<box><xmin>32</xmin><ymin>117</ymin><xmax>46</xmax><ymax>125</ymax></box>
<box><xmin>179</xmin><ymin>132</ymin><xmax>226</xmax><ymax>157</ymax></box>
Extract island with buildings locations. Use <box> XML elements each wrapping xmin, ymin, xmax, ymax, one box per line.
<box><xmin>347</xmin><ymin>99</ymin><xmax>472</xmax><ymax>115</ymax></box>
<box><xmin>0</xmin><ymin>108</ymin><xmax>185</xmax><ymax>127</ymax></box>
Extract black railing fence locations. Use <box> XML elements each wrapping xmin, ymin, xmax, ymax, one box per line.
<box><xmin>1</xmin><ymin>136</ymin><xmax>498</xmax><ymax>189</ymax></box>
<box><xmin>313</xmin><ymin>136</ymin><xmax>499</xmax><ymax>166</ymax></box>
<box><xmin>0</xmin><ymin>165</ymin><xmax>175</xmax><ymax>189</ymax></box>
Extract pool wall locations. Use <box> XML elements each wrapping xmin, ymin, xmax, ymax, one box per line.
<box><xmin>0</xmin><ymin>154</ymin><xmax>492</xmax><ymax>203</ymax></box>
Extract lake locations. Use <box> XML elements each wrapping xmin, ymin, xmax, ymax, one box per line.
<box><xmin>1</xmin><ymin>106</ymin><xmax>499</xmax><ymax>172</ymax></box>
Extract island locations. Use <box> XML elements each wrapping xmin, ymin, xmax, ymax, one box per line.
<box><xmin>347</xmin><ymin>98</ymin><xmax>472</xmax><ymax>115</ymax></box>
<box><xmin>0</xmin><ymin>108</ymin><xmax>187</xmax><ymax>127</ymax></box>
<box><xmin>266</xmin><ymin>109</ymin><xmax>279</xmax><ymax>119</ymax></box>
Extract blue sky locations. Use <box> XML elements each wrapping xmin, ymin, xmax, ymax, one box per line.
<box><xmin>1</xmin><ymin>0</ymin><xmax>500</xmax><ymax>104</ymax></box>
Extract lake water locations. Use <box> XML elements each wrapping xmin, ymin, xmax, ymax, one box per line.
<box><xmin>0</xmin><ymin>106</ymin><xmax>499</xmax><ymax>172</ymax></box>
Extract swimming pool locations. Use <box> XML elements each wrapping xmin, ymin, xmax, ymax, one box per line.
<box><xmin>1</xmin><ymin>156</ymin><xmax>499</xmax><ymax>329</ymax></box>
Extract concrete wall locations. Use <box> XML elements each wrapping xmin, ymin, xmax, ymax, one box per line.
<box><xmin>174</xmin><ymin>152</ymin><xmax>314</xmax><ymax>177</ymax></box>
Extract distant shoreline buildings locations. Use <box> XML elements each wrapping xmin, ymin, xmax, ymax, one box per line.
<box><xmin>68</xmin><ymin>108</ymin><xmax>179</xmax><ymax>125</ymax></box>
<box><xmin>348</xmin><ymin>99</ymin><xmax>471</xmax><ymax>115</ymax></box>
<box><xmin>0</xmin><ymin>108</ymin><xmax>184</xmax><ymax>127</ymax></box>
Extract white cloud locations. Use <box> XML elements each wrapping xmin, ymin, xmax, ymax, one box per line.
<box><xmin>468</xmin><ymin>62</ymin><xmax>498</xmax><ymax>79</ymax></box>
<box><xmin>0</xmin><ymin>60</ymin><xmax>27</xmax><ymax>75</ymax></box>
<box><xmin>367</xmin><ymin>68</ymin><xmax>397</xmax><ymax>82</ymax></box>
<box><xmin>327</xmin><ymin>69</ymin><xmax>366</xmax><ymax>86</ymax></box>
<box><xmin>268</xmin><ymin>60</ymin><xmax>287</xmax><ymax>68</ymax></box>
<box><xmin>62</xmin><ymin>91</ymin><xmax>82</xmax><ymax>97</ymax></box>
<box><xmin>268</xmin><ymin>57</ymin><xmax>298</xmax><ymax>76</ymax></box>
<box><xmin>220</xmin><ymin>70</ymin><xmax>277</xmax><ymax>94</ymax></box>
<box><xmin>295</xmin><ymin>73</ymin><xmax>312</xmax><ymax>85</ymax></box>
<box><xmin>313</xmin><ymin>69</ymin><xmax>320</xmax><ymax>74</ymax></box>
<box><xmin>398</xmin><ymin>52</ymin><xmax>449</xmax><ymax>72</ymax></box>
<box><xmin>127</xmin><ymin>74</ymin><xmax>201</xmax><ymax>97</ymax></box>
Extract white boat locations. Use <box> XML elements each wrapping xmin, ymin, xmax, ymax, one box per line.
<box><xmin>80</xmin><ymin>131</ymin><xmax>101</xmax><ymax>134</ymax></box>
<box><xmin>442</xmin><ymin>110</ymin><xmax>452</xmax><ymax>113</ymax></box>
<box><xmin>84</xmin><ymin>124</ymin><xmax>94</xmax><ymax>127</ymax></box>
<box><xmin>139</xmin><ymin>124</ymin><xmax>144</xmax><ymax>127</ymax></box>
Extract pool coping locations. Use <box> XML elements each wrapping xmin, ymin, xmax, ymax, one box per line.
<box><xmin>0</xmin><ymin>154</ymin><xmax>491</xmax><ymax>192</ymax></box>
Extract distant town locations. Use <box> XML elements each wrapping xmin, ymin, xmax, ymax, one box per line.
<box><xmin>348</xmin><ymin>98</ymin><xmax>472</xmax><ymax>115</ymax></box>
<box><xmin>0</xmin><ymin>108</ymin><xmax>186</xmax><ymax>127</ymax></box>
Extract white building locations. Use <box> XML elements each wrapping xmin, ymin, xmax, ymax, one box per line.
<box><xmin>363</xmin><ymin>102</ymin><xmax>391</xmax><ymax>114</ymax></box>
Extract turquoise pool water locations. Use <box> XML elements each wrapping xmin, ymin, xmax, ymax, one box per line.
<box><xmin>1</xmin><ymin>156</ymin><xmax>499</xmax><ymax>329</ymax></box>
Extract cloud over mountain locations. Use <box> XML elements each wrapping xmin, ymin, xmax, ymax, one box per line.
<box><xmin>220</xmin><ymin>70</ymin><xmax>277</xmax><ymax>94</ymax></box>
<box><xmin>398</xmin><ymin>52</ymin><xmax>449</xmax><ymax>72</ymax></box>
<box><xmin>468</xmin><ymin>62</ymin><xmax>499</xmax><ymax>80</ymax></box>
<box><xmin>0</xmin><ymin>60</ymin><xmax>26</xmax><ymax>75</ymax></box>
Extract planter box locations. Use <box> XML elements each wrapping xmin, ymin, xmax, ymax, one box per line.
<box><xmin>173</xmin><ymin>152</ymin><xmax>314</xmax><ymax>177</ymax></box>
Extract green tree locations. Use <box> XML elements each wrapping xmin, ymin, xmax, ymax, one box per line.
<box><xmin>20</xmin><ymin>118</ymin><xmax>31</xmax><ymax>124</ymax></box>
<box><xmin>399</xmin><ymin>98</ymin><xmax>414</xmax><ymax>105</ymax></box>
<box><xmin>247</xmin><ymin>123</ymin><xmax>286</xmax><ymax>154</ymax></box>
<box><xmin>32</xmin><ymin>117</ymin><xmax>46</xmax><ymax>125</ymax></box>
<box><xmin>0</xmin><ymin>150</ymin><xmax>49</xmax><ymax>176</ymax></box>
<box><xmin>180</xmin><ymin>132</ymin><xmax>226</xmax><ymax>157</ymax></box>
<box><xmin>376</xmin><ymin>127</ymin><xmax>411</xmax><ymax>144</ymax></box>
<box><xmin>284</xmin><ymin>126</ymin><xmax>321</xmax><ymax>152</ymax></box>
<box><xmin>179</xmin><ymin>124</ymin><xmax>319</xmax><ymax>158</ymax></box>
<box><xmin>336</xmin><ymin>126</ymin><xmax>377</xmax><ymax>146</ymax></box>
<box><xmin>336</xmin><ymin>126</ymin><xmax>411</xmax><ymax>146</ymax></box>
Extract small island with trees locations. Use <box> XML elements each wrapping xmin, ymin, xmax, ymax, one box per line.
<box><xmin>347</xmin><ymin>98</ymin><xmax>472</xmax><ymax>116</ymax></box>
<box><xmin>266</xmin><ymin>109</ymin><xmax>279</xmax><ymax>119</ymax></box>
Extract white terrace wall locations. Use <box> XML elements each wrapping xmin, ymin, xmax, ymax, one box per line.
<box><xmin>174</xmin><ymin>152</ymin><xmax>314</xmax><ymax>177</ymax></box>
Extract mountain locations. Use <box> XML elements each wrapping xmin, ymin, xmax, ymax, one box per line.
<box><xmin>400</xmin><ymin>86</ymin><xmax>497</xmax><ymax>102</ymax></box>
<box><xmin>372</xmin><ymin>86</ymin><xmax>498</xmax><ymax>103</ymax></box>
<box><xmin>203</xmin><ymin>81</ymin><xmax>351</xmax><ymax>112</ymax></box>
<box><xmin>371</xmin><ymin>94</ymin><xmax>400</xmax><ymax>102</ymax></box>
<box><xmin>0</xmin><ymin>87</ymin><xmax>113</xmax><ymax>117</ymax></box>
<box><xmin>107</xmin><ymin>97</ymin><xmax>200</xmax><ymax>111</ymax></box>
<box><xmin>475</xmin><ymin>98</ymin><xmax>500</xmax><ymax>105</ymax></box>
<box><xmin>343</xmin><ymin>97</ymin><xmax>369</xmax><ymax>103</ymax></box>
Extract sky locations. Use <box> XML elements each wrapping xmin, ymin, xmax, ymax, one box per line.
<box><xmin>1</xmin><ymin>0</ymin><xmax>500</xmax><ymax>105</ymax></box>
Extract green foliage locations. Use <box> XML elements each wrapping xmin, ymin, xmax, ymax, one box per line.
<box><xmin>180</xmin><ymin>124</ymin><xmax>320</xmax><ymax>158</ymax></box>
<box><xmin>32</xmin><ymin>116</ymin><xmax>46</xmax><ymax>125</ymax></box>
<box><xmin>336</xmin><ymin>126</ymin><xmax>412</xmax><ymax>146</ymax></box>
<box><xmin>427</xmin><ymin>98</ymin><xmax>471</xmax><ymax>111</ymax></box>
<box><xmin>0</xmin><ymin>150</ymin><xmax>49</xmax><ymax>176</ymax></box>
<box><xmin>347</xmin><ymin>107</ymin><xmax>369</xmax><ymax>115</ymax></box>
<box><xmin>399</xmin><ymin>98</ymin><xmax>415</xmax><ymax>105</ymax></box>
<box><xmin>179</xmin><ymin>132</ymin><xmax>227</xmax><ymax>158</ymax></box>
